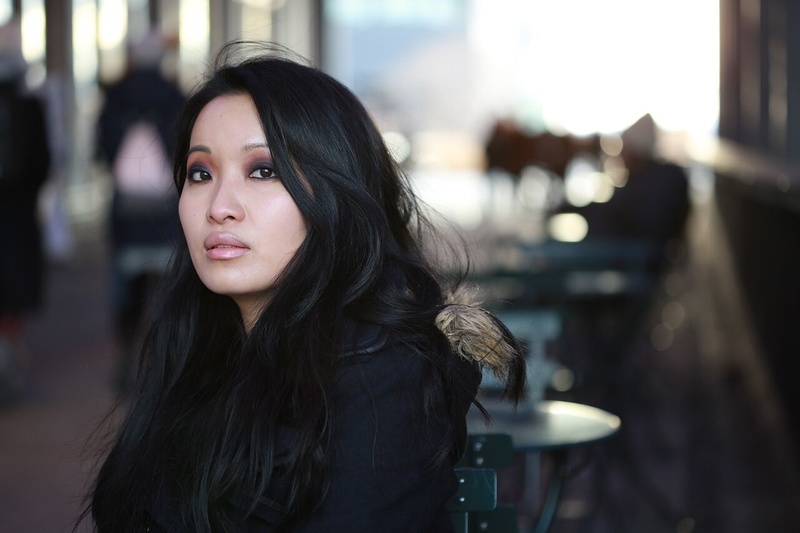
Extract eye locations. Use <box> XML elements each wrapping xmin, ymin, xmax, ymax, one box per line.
<box><xmin>187</xmin><ymin>167</ymin><xmax>211</xmax><ymax>183</ymax></box>
<box><xmin>250</xmin><ymin>165</ymin><xmax>277</xmax><ymax>180</ymax></box>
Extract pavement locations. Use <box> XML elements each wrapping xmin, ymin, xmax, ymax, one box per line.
<box><xmin>0</xmin><ymin>221</ymin><xmax>116</xmax><ymax>533</ymax></box>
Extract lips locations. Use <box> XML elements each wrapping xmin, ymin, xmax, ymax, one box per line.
<box><xmin>204</xmin><ymin>233</ymin><xmax>250</xmax><ymax>259</ymax></box>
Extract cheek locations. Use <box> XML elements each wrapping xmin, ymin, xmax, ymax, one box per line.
<box><xmin>178</xmin><ymin>196</ymin><xmax>197</xmax><ymax>236</ymax></box>
<box><xmin>178</xmin><ymin>198</ymin><xmax>206</xmax><ymax>259</ymax></box>
<box><xmin>294</xmin><ymin>216</ymin><xmax>308</xmax><ymax>246</ymax></box>
<box><xmin>283</xmin><ymin>207</ymin><xmax>307</xmax><ymax>249</ymax></box>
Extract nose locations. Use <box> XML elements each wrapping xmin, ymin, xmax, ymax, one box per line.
<box><xmin>207</xmin><ymin>178</ymin><xmax>244</xmax><ymax>223</ymax></box>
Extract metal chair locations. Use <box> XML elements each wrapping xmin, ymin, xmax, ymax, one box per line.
<box><xmin>455</xmin><ymin>434</ymin><xmax>520</xmax><ymax>532</ymax></box>
<box><xmin>448</xmin><ymin>467</ymin><xmax>498</xmax><ymax>533</ymax></box>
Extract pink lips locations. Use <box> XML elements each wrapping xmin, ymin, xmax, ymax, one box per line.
<box><xmin>204</xmin><ymin>233</ymin><xmax>250</xmax><ymax>260</ymax></box>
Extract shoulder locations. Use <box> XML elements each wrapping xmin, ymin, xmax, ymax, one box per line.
<box><xmin>334</xmin><ymin>322</ymin><xmax>432</xmax><ymax>397</ymax></box>
<box><xmin>337</xmin><ymin>320</ymin><xmax>480</xmax><ymax>386</ymax></box>
<box><xmin>333</xmin><ymin>321</ymin><xmax>481</xmax><ymax>431</ymax></box>
<box><xmin>338</xmin><ymin>320</ymin><xmax>392</xmax><ymax>358</ymax></box>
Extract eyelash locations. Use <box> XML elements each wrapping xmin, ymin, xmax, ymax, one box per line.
<box><xmin>249</xmin><ymin>164</ymin><xmax>277</xmax><ymax>180</ymax></box>
<box><xmin>184</xmin><ymin>163</ymin><xmax>278</xmax><ymax>183</ymax></box>
<box><xmin>186</xmin><ymin>166</ymin><xmax>211</xmax><ymax>183</ymax></box>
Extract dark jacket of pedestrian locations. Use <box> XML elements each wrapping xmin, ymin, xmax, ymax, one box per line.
<box><xmin>0</xmin><ymin>80</ymin><xmax>51</xmax><ymax>314</ymax></box>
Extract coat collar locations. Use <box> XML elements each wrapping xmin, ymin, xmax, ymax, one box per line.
<box><xmin>337</xmin><ymin>320</ymin><xmax>390</xmax><ymax>357</ymax></box>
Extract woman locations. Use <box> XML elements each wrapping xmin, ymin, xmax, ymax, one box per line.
<box><xmin>83</xmin><ymin>43</ymin><xmax>525</xmax><ymax>532</ymax></box>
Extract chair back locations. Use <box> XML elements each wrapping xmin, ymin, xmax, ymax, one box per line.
<box><xmin>448</xmin><ymin>467</ymin><xmax>497</xmax><ymax>533</ymax></box>
<box><xmin>451</xmin><ymin>433</ymin><xmax>519</xmax><ymax>532</ymax></box>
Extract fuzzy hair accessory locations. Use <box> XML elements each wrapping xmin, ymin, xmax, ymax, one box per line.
<box><xmin>435</xmin><ymin>287</ymin><xmax>520</xmax><ymax>382</ymax></box>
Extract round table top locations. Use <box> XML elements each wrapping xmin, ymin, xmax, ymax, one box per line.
<box><xmin>467</xmin><ymin>400</ymin><xmax>621</xmax><ymax>452</ymax></box>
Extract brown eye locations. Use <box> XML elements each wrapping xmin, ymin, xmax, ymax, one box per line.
<box><xmin>250</xmin><ymin>166</ymin><xmax>277</xmax><ymax>180</ymax></box>
<box><xmin>187</xmin><ymin>168</ymin><xmax>211</xmax><ymax>182</ymax></box>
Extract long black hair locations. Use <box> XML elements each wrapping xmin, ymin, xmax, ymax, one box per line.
<box><xmin>83</xmin><ymin>42</ymin><xmax>522</xmax><ymax>533</ymax></box>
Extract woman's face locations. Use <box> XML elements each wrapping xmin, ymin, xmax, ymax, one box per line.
<box><xmin>179</xmin><ymin>93</ymin><xmax>307</xmax><ymax>331</ymax></box>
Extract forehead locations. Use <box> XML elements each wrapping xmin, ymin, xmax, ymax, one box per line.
<box><xmin>191</xmin><ymin>93</ymin><xmax>264</xmax><ymax>142</ymax></box>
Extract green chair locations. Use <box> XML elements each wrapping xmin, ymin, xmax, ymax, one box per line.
<box><xmin>455</xmin><ymin>434</ymin><xmax>519</xmax><ymax>533</ymax></box>
<box><xmin>448</xmin><ymin>467</ymin><xmax>498</xmax><ymax>533</ymax></box>
<box><xmin>460</xmin><ymin>433</ymin><xmax>515</xmax><ymax>468</ymax></box>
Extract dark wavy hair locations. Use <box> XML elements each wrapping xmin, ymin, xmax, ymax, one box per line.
<box><xmin>82</xmin><ymin>42</ymin><xmax>523</xmax><ymax>533</ymax></box>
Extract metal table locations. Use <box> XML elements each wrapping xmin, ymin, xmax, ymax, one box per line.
<box><xmin>468</xmin><ymin>400</ymin><xmax>621</xmax><ymax>532</ymax></box>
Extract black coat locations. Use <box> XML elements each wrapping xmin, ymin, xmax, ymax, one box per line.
<box><xmin>143</xmin><ymin>324</ymin><xmax>482</xmax><ymax>532</ymax></box>
<box><xmin>0</xmin><ymin>82</ymin><xmax>50</xmax><ymax>313</ymax></box>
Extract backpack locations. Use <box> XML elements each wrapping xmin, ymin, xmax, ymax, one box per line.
<box><xmin>112</xmin><ymin>119</ymin><xmax>173</xmax><ymax>197</ymax></box>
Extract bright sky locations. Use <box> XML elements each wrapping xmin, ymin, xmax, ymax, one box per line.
<box><xmin>469</xmin><ymin>0</ymin><xmax>720</xmax><ymax>135</ymax></box>
<box><xmin>6</xmin><ymin>0</ymin><xmax>718</xmax><ymax>137</ymax></box>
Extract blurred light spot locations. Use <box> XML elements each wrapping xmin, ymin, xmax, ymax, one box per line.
<box><xmin>0</xmin><ymin>3</ymin><xmax>11</xmax><ymax>25</ymax></box>
<box><xmin>517</xmin><ymin>165</ymin><xmax>553</xmax><ymax>210</ymax></box>
<box><xmin>557</xmin><ymin>498</ymin><xmax>591</xmax><ymax>520</ymax></box>
<box><xmin>592</xmin><ymin>172</ymin><xmax>615</xmax><ymax>203</ymax></box>
<box><xmin>662</xmin><ymin>301</ymin><xmax>686</xmax><ymax>329</ymax></box>
<box><xmin>21</xmin><ymin>2</ymin><xmax>45</xmax><ymax>64</ymax></box>
<box><xmin>551</xmin><ymin>368</ymin><xmax>574</xmax><ymax>392</ymax></box>
<box><xmin>239</xmin><ymin>0</ymin><xmax>273</xmax><ymax>7</ymax></box>
<box><xmin>73</xmin><ymin>1</ymin><xmax>98</xmax><ymax>85</ymax></box>
<box><xmin>677</xmin><ymin>518</ymin><xmax>696</xmax><ymax>533</ymax></box>
<box><xmin>651</xmin><ymin>324</ymin><xmax>674</xmax><ymax>351</ymax></box>
<box><xmin>180</xmin><ymin>0</ymin><xmax>210</xmax><ymax>77</ymax></box>
<box><xmin>603</xmin><ymin>156</ymin><xmax>629</xmax><ymax>187</ymax></box>
<box><xmin>411</xmin><ymin>169</ymin><xmax>484</xmax><ymax>230</ymax></box>
<box><xmin>564</xmin><ymin>172</ymin><xmax>596</xmax><ymax>207</ymax></box>
<box><xmin>688</xmin><ymin>164</ymin><xmax>715</xmax><ymax>204</ymax></box>
<box><xmin>600</xmin><ymin>134</ymin><xmax>623</xmax><ymax>156</ymax></box>
<box><xmin>595</xmin><ymin>271</ymin><xmax>626</xmax><ymax>293</ymax></box>
<box><xmin>98</xmin><ymin>0</ymin><xmax>128</xmax><ymax>50</ymax></box>
<box><xmin>411</xmin><ymin>130</ymin><xmax>485</xmax><ymax>170</ymax></box>
<box><xmin>25</xmin><ymin>61</ymin><xmax>45</xmax><ymax>88</ymax></box>
<box><xmin>383</xmin><ymin>131</ymin><xmax>411</xmax><ymax>164</ymax></box>
<box><xmin>664</xmin><ymin>272</ymin><xmax>684</xmax><ymax>297</ymax></box>
<box><xmin>564</xmin><ymin>155</ymin><xmax>601</xmax><ymax>207</ymax></box>
<box><xmin>548</xmin><ymin>213</ymin><xmax>588</xmax><ymax>242</ymax></box>
<box><xmin>565</xmin><ymin>270</ymin><xmax>627</xmax><ymax>295</ymax></box>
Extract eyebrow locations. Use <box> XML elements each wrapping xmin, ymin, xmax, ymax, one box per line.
<box><xmin>243</xmin><ymin>142</ymin><xmax>270</xmax><ymax>152</ymax></box>
<box><xmin>186</xmin><ymin>143</ymin><xmax>270</xmax><ymax>156</ymax></box>
<box><xmin>187</xmin><ymin>145</ymin><xmax>211</xmax><ymax>156</ymax></box>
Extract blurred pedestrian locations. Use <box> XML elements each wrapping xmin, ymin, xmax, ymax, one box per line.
<box><xmin>95</xmin><ymin>30</ymin><xmax>186</xmax><ymax>392</ymax></box>
<box><xmin>565</xmin><ymin>114</ymin><xmax>690</xmax><ymax>255</ymax></box>
<box><xmin>0</xmin><ymin>17</ymin><xmax>51</xmax><ymax>405</ymax></box>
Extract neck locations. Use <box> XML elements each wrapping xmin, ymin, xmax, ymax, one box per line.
<box><xmin>236</xmin><ymin>297</ymin><xmax>269</xmax><ymax>334</ymax></box>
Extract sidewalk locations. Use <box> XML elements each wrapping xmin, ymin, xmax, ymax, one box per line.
<box><xmin>0</xmin><ymin>221</ymin><xmax>116</xmax><ymax>533</ymax></box>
